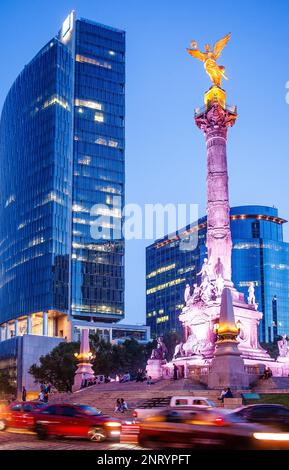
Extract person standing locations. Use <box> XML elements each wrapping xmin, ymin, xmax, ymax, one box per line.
<box><xmin>22</xmin><ymin>386</ymin><xmax>27</xmax><ymax>402</ymax></box>
<box><xmin>173</xmin><ymin>363</ymin><xmax>178</xmax><ymax>381</ymax></box>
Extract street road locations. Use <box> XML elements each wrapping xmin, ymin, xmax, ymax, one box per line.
<box><xmin>0</xmin><ymin>429</ymin><xmax>141</xmax><ymax>450</ymax></box>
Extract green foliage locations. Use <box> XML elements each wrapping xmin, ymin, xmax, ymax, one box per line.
<box><xmin>29</xmin><ymin>342</ymin><xmax>79</xmax><ymax>392</ymax></box>
<box><xmin>29</xmin><ymin>334</ymin><xmax>155</xmax><ymax>391</ymax></box>
<box><xmin>89</xmin><ymin>333</ymin><xmax>152</xmax><ymax>376</ymax></box>
<box><xmin>260</xmin><ymin>338</ymin><xmax>281</xmax><ymax>360</ymax></box>
<box><xmin>162</xmin><ymin>331</ymin><xmax>182</xmax><ymax>361</ymax></box>
<box><xmin>0</xmin><ymin>370</ymin><xmax>16</xmax><ymax>398</ymax></box>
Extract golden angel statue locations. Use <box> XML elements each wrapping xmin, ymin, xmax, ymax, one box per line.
<box><xmin>187</xmin><ymin>33</ymin><xmax>231</xmax><ymax>87</ymax></box>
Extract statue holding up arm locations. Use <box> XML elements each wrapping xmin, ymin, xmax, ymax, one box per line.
<box><xmin>187</xmin><ymin>33</ymin><xmax>231</xmax><ymax>87</ymax></box>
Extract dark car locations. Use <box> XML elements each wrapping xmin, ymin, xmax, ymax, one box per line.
<box><xmin>231</xmin><ymin>404</ymin><xmax>289</xmax><ymax>431</ymax></box>
<box><xmin>138</xmin><ymin>408</ymin><xmax>289</xmax><ymax>450</ymax></box>
<box><xmin>0</xmin><ymin>401</ymin><xmax>47</xmax><ymax>431</ymax></box>
<box><xmin>33</xmin><ymin>404</ymin><xmax>122</xmax><ymax>442</ymax></box>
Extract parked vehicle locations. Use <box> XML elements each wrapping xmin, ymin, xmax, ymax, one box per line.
<box><xmin>138</xmin><ymin>408</ymin><xmax>289</xmax><ymax>450</ymax></box>
<box><xmin>0</xmin><ymin>401</ymin><xmax>47</xmax><ymax>431</ymax></box>
<box><xmin>133</xmin><ymin>395</ymin><xmax>216</xmax><ymax>420</ymax></box>
<box><xmin>230</xmin><ymin>404</ymin><xmax>289</xmax><ymax>431</ymax></box>
<box><xmin>33</xmin><ymin>404</ymin><xmax>121</xmax><ymax>442</ymax></box>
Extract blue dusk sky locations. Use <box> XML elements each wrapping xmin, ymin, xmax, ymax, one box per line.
<box><xmin>0</xmin><ymin>0</ymin><xmax>288</xmax><ymax>326</ymax></box>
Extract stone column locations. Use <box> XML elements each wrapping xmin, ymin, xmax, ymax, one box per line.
<box><xmin>73</xmin><ymin>328</ymin><xmax>95</xmax><ymax>391</ymax></box>
<box><xmin>27</xmin><ymin>315</ymin><xmax>32</xmax><ymax>335</ymax></box>
<box><xmin>14</xmin><ymin>320</ymin><xmax>18</xmax><ymax>337</ymax></box>
<box><xmin>195</xmin><ymin>101</ymin><xmax>237</xmax><ymax>283</ymax></box>
<box><xmin>43</xmin><ymin>311</ymin><xmax>48</xmax><ymax>336</ymax></box>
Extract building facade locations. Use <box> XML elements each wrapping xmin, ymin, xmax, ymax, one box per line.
<box><xmin>0</xmin><ymin>13</ymin><xmax>148</xmax><ymax>395</ymax></box>
<box><xmin>146</xmin><ymin>205</ymin><xmax>289</xmax><ymax>343</ymax></box>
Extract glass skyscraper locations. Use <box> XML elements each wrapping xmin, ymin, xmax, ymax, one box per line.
<box><xmin>146</xmin><ymin>205</ymin><xmax>289</xmax><ymax>343</ymax></box>
<box><xmin>0</xmin><ymin>13</ymin><xmax>125</xmax><ymax>343</ymax></box>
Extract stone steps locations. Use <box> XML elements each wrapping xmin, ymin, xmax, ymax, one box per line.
<box><xmin>48</xmin><ymin>381</ymin><xmax>247</xmax><ymax>417</ymax></box>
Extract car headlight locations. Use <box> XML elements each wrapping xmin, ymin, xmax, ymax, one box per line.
<box><xmin>106</xmin><ymin>421</ymin><xmax>121</xmax><ymax>427</ymax></box>
<box><xmin>253</xmin><ymin>432</ymin><xmax>289</xmax><ymax>441</ymax></box>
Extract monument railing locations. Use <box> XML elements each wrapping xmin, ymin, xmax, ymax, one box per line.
<box><xmin>194</xmin><ymin>103</ymin><xmax>237</xmax><ymax>117</ymax></box>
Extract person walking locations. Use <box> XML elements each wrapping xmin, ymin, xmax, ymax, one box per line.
<box><xmin>22</xmin><ymin>386</ymin><xmax>27</xmax><ymax>402</ymax></box>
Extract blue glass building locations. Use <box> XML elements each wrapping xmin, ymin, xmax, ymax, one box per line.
<box><xmin>0</xmin><ymin>13</ymin><xmax>125</xmax><ymax>343</ymax></box>
<box><xmin>146</xmin><ymin>205</ymin><xmax>289</xmax><ymax>343</ymax></box>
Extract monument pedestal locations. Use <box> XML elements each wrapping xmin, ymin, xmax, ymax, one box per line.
<box><xmin>146</xmin><ymin>359</ymin><xmax>166</xmax><ymax>381</ymax></box>
<box><xmin>72</xmin><ymin>362</ymin><xmax>95</xmax><ymax>392</ymax></box>
<box><xmin>72</xmin><ymin>328</ymin><xmax>95</xmax><ymax>392</ymax></box>
<box><xmin>208</xmin><ymin>288</ymin><xmax>249</xmax><ymax>390</ymax></box>
<box><xmin>208</xmin><ymin>350</ymin><xmax>249</xmax><ymax>390</ymax></box>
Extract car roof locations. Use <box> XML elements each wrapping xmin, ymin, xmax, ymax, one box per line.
<box><xmin>173</xmin><ymin>396</ymin><xmax>209</xmax><ymax>400</ymax></box>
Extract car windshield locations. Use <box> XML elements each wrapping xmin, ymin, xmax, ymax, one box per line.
<box><xmin>78</xmin><ymin>405</ymin><xmax>102</xmax><ymax>416</ymax></box>
<box><xmin>206</xmin><ymin>400</ymin><xmax>216</xmax><ymax>407</ymax></box>
<box><xmin>35</xmin><ymin>403</ymin><xmax>47</xmax><ymax>409</ymax></box>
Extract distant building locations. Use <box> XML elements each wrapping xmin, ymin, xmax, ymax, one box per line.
<box><xmin>146</xmin><ymin>205</ymin><xmax>289</xmax><ymax>343</ymax></box>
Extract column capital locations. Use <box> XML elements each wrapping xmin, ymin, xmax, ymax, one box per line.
<box><xmin>195</xmin><ymin>102</ymin><xmax>237</xmax><ymax>137</ymax></box>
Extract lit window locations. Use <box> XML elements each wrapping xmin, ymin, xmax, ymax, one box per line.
<box><xmin>96</xmin><ymin>137</ymin><xmax>107</xmax><ymax>146</ymax></box>
<box><xmin>108</xmin><ymin>140</ymin><xmax>118</xmax><ymax>148</ymax></box>
<box><xmin>72</xmin><ymin>204</ymin><xmax>89</xmax><ymax>213</ymax></box>
<box><xmin>147</xmin><ymin>263</ymin><xmax>176</xmax><ymax>279</ymax></box>
<box><xmin>76</xmin><ymin>54</ymin><xmax>112</xmax><ymax>70</ymax></box>
<box><xmin>78</xmin><ymin>156</ymin><xmax>91</xmax><ymax>165</ymax></box>
<box><xmin>146</xmin><ymin>278</ymin><xmax>185</xmax><ymax>295</ymax></box>
<box><xmin>156</xmin><ymin>315</ymin><xmax>169</xmax><ymax>324</ymax></box>
<box><xmin>95</xmin><ymin>112</ymin><xmax>104</xmax><ymax>123</ymax></box>
<box><xmin>75</xmin><ymin>98</ymin><xmax>102</xmax><ymax>111</ymax></box>
<box><xmin>43</xmin><ymin>95</ymin><xmax>70</xmax><ymax>111</ymax></box>
<box><xmin>42</xmin><ymin>192</ymin><xmax>64</xmax><ymax>206</ymax></box>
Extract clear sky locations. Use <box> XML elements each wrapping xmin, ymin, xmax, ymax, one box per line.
<box><xmin>0</xmin><ymin>0</ymin><xmax>289</xmax><ymax>326</ymax></box>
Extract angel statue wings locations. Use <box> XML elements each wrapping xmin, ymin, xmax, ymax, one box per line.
<box><xmin>187</xmin><ymin>33</ymin><xmax>231</xmax><ymax>87</ymax></box>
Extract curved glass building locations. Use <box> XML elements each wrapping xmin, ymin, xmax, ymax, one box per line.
<box><xmin>146</xmin><ymin>205</ymin><xmax>289</xmax><ymax>343</ymax></box>
<box><xmin>0</xmin><ymin>13</ymin><xmax>126</xmax><ymax>389</ymax></box>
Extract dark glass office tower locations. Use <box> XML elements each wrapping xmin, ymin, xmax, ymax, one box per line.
<box><xmin>0</xmin><ymin>13</ymin><xmax>125</xmax><ymax>345</ymax></box>
<box><xmin>146</xmin><ymin>206</ymin><xmax>289</xmax><ymax>343</ymax></box>
<box><xmin>71</xmin><ymin>18</ymin><xmax>125</xmax><ymax>322</ymax></box>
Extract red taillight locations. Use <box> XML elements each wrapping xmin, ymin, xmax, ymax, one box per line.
<box><xmin>214</xmin><ymin>416</ymin><xmax>225</xmax><ymax>426</ymax></box>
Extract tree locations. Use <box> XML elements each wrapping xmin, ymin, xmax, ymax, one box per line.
<box><xmin>89</xmin><ymin>333</ymin><xmax>152</xmax><ymax>376</ymax></box>
<box><xmin>0</xmin><ymin>370</ymin><xmax>16</xmax><ymax>398</ymax></box>
<box><xmin>150</xmin><ymin>331</ymin><xmax>182</xmax><ymax>361</ymax></box>
<box><xmin>261</xmin><ymin>338</ymin><xmax>281</xmax><ymax>360</ymax></box>
<box><xmin>29</xmin><ymin>342</ymin><xmax>79</xmax><ymax>392</ymax></box>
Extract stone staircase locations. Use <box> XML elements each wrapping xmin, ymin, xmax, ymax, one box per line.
<box><xmin>48</xmin><ymin>380</ymin><xmax>245</xmax><ymax>417</ymax></box>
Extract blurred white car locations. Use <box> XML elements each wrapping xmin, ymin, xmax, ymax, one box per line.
<box><xmin>133</xmin><ymin>395</ymin><xmax>216</xmax><ymax>420</ymax></box>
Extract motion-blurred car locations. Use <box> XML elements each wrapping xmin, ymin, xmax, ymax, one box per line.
<box><xmin>33</xmin><ymin>404</ymin><xmax>121</xmax><ymax>442</ymax></box>
<box><xmin>133</xmin><ymin>395</ymin><xmax>216</xmax><ymax>420</ymax></box>
<box><xmin>0</xmin><ymin>401</ymin><xmax>47</xmax><ymax>431</ymax></box>
<box><xmin>138</xmin><ymin>407</ymin><xmax>289</xmax><ymax>450</ymax></box>
<box><xmin>230</xmin><ymin>404</ymin><xmax>289</xmax><ymax>431</ymax></box>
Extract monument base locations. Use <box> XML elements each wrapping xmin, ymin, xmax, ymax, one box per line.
<box><xmin>208</xmin><ymin>349</ymin><xmax>249</xmax><ymax>390</ymax></box>
<box><xmin>146</xmin><ymin>359</ymin><xmax>167</xmax><ymax>381</ymax></box>
<box><xmin>72</xmin><ymin>362</ymin><xmax>95</xmax><ymax>392</ymax></box>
